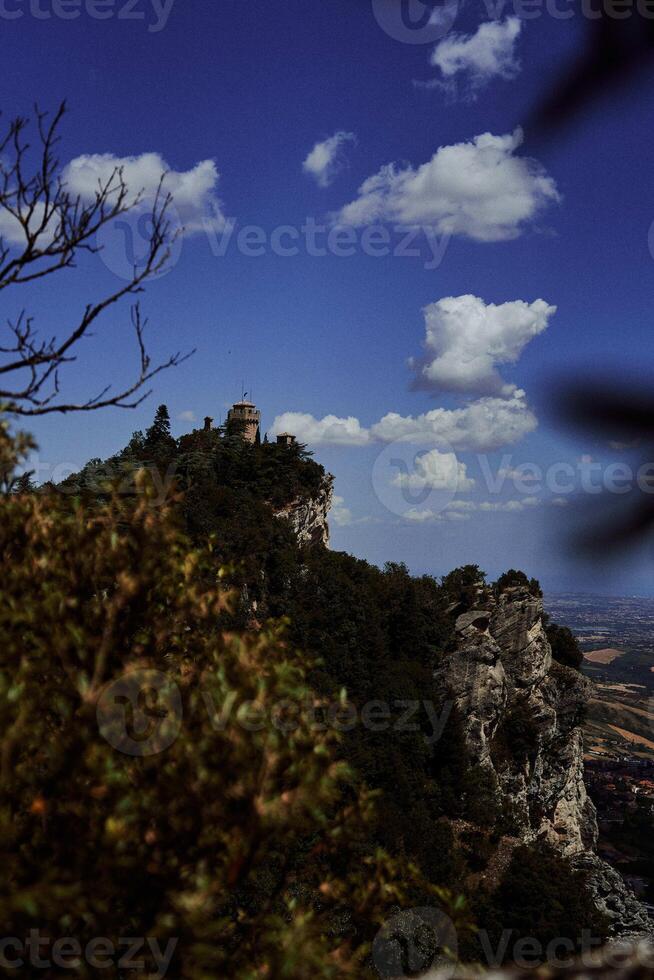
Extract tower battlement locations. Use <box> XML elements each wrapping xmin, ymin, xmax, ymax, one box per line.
<box><xmin>227</xmin><ymin>399</ymin><xmax>261</xmax><ymax>444</ymax></box>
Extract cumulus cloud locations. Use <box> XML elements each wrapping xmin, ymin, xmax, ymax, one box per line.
<box><xmin>371</xmin><ymin>389</ymin><xmax>537</xmax><ymax>452</ymax></box>
<box><xmin>392</xmin><ymin>448</ymin><xmax>475</xmax><ymax>493</ymax></box>
<box><xmin>303</xmin><ymin>131</ymin><xmax>356</xmax><ymax>188</ymax></box>
<box><xmin>270</xmin><ymin>412</ymin><xmax>370</xmax><ymax>446</ymax></box>
<box><xmin>61</xmin><ymin>153</ymin><xmax>227</xmax><ymax>236</ymax></box>
<box><xmin>404</xmin><ymin>494</ymin><xmax>541</xmax><ymax>522</ymax></box>
<box><xmin>0</xmin><ymin>198</ymin><xmax>68</xmax><ymax>246</ymax></box>
<box><xmin>273</xmin><ymin>389</ymin><xmax>536</xmax><ymax>453</ymax></box>
<box><xmin>273</xmin><ymin>372</ymin><xmax>541</xmax><ymax>456</ymax></box>
<box><xmin>177</xmin><ymin>410</ymin><xmax>196</xmax><ymax>423</ymax></box>
<box><xmin>430</xmin><ymin>17</ymin><xmax>522</xmax><ymax>97</ymax></box>
<box><xmin>271</xmin><ymin>396</ymin><xmax>534</xmax><ymax>452</ymax></box>
<box><xmin>334</xmin><ymin>128</ymin><xmax>559</xmax><ymax>242</ymax></box>
<box><xmin>412</xmin><ymin>294</ymin><xmax>556</xmax><ymax>397</ymax></box>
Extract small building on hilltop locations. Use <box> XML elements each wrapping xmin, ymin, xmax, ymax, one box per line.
<box><xmin>276</xmin><ymin>432</ymin><xmax>297</xmax><ymax>447</ymax></box>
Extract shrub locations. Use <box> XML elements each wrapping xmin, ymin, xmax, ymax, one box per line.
<box><xmin>543</xmin><ymin>617</ymin><xmax>584</xmax><ymax>671</ymax></box>
<box><xmin>494</xmin><ymin>570</ymin><xmax>542</xmax><ymax>597</ymax></box>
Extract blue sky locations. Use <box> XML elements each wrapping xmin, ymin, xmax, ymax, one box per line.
<box><xmin>5</xmin><ymin>1</ymin><xmax>654</xmax><ymax>593</ymax></box>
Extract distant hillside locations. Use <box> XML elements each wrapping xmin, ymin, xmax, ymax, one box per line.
<box><xmin>545</xmin><ymin>593</ymin><xmax>654</xmax><ymax>762</ymax></box>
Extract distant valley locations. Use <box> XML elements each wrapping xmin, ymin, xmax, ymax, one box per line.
<box><xmin>546</xmin><ymin>593</ymin><xmax>654</xmax><ymax>762</ymax></box>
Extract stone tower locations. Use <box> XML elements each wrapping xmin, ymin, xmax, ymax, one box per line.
<box><xmin>227</xmin><ymin>399</ymin><xmax>261</xmax><ymax>444</ymax></box>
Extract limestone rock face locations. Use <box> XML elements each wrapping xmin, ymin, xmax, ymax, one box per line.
<box><xmin>274</xmin><ymin>475</ymin><xmax>334</xmax><ymax>548</ymax></box>
<box><xmin>434</xmin><ymin>609</ymin><xmax>506</xmax><ymax>770</ymax></box>
<box><xmin>437</xmin><ymin>585</ymin><xmax>652</xmax><ymax>939</ymax></box>
<box><xmin>490</xmin><ymin>588</ymin><xmax>552</xmax><ymax>688</ymax></box>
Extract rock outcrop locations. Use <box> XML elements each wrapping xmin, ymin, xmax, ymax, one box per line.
<box><xmin>436</xmin><ymin>585</ymin><xmax>652</xmax><ymax>939</ymax></box>
<box><xmin>274</xmin><ymin>474</ymin><xmax>334</xmax><ymax>548</ymax></box>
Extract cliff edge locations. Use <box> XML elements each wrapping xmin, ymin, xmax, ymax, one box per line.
<box><xmin>436</xmin><ymin>585</ymin><xmax>652</xmax><ymax>939</ymax></box>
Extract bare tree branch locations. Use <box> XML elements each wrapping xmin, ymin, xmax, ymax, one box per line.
<box><xmin>0</xmin><ymin>103</ymin><xmax>192</xmax><ymax>416</ymax></box>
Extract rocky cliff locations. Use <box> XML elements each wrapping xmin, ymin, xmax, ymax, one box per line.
<box><xmin>274</xmin><ymin>473</ymin><xmax>334</xmax><ymax>547</ymax></box>
<box><xmin>436</xmin><ymin>585</ymin><xmax>652</xmax><ymax>939</ymax></box>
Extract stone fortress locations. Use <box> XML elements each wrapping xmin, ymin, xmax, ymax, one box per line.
<box><xmin>204</xmin><ymin>398</ymin><xmax>296</xmax><ymax>447</ymax></box>
<box><xmin>227</xmin><ymin>399</ymin><xmax>261</xmax><ymax>444</ymax></box>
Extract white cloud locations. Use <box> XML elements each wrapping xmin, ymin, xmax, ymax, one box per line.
<box><xmin>334</xmin><ymin>128</ymin><xmax>559</xmax><ymax>242</ymax></box>
<box><xmin>62</xmin><ymin>153</ymin><xmax>227</xmax><ymax>236</ymax></box>
<box><xmin>430</xmin><ymin>17</ymin><xmax>522</xmax><ymax>96</ymax></box>
<box><xmin>392</xmin><ymin>448</ymin><xmax>475</xmax><ymax>492</ymax></box>
<box><xmin>332</xmin><ymin>495</ymin><xmax>354</xmax><ymax>526</ymax></box>
<box><xmin>498</xmin><ymin>464</ymin><xmax>539</xmax><ymax>482</ymax></box>
<box><xmin>272</xmin><ymin>394</ymin><xmax>535</xmax><ymax>453</ymax></box>
<box><xmin>177</xmin><ymin>410</ymin><xmax>196</xmax><ymax>423</ymax></box>
<box><xmin>404</xmin><ymin>507</ymin><xmax>470</xmax><ymax>522</ymax></box>
<box><xmin>0</xmin><ymin>200</ymin><xmax>58</xmax><ymax>246</ymax></box>
<box><xmin>303</xmin><ymin>131</ymin><xmax>356</xmax><ymax>188</ymax></box>
<box><xmin>412</xmin><ymin>294</ymin><xmax>556</xmax><ymax>397</ymax></box>
<box><xmin>371</xmin><ymin>389</ymin><xmax>537</xmax><ymax>452</ymax></box>
<box><xmin>404</xmin><ymin>508</ymin><xmax>437</xmax><ymax>522</ymax></box>
<box><xmin>270</xmin><ymin>412</ymin><xmax>370</xmax><ymax>446</ymax></box>
<box><xmin>446</xmin><ymin>499</ymin><xmax>478</xmax><ymax>512</ymax></box>
<box><xmin>405</xmin><ymin>494</ymin><xmax>542</xmax><ymax>522</ymax></box>
<box><xmin>478</xmin><ymin>495</ymin><xmax>540</xmax><ymax>512</ymax></box>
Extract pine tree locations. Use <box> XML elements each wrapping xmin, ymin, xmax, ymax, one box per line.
<box><xmin>143</xmin><ymin>404</ymin><xmax>176</xmax><ymax>472</ymax></box>
<box><xmin>145</xmin><ymin>404</ymin><xmax>172</xmax><ymax>445</ymax></box>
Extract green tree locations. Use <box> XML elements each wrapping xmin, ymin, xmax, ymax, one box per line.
<box><xmin>494</xmin><ymin>569</ymin><xmax>542</xmax><ymax>597</ymax></box>
<box><xmin>145</xmin><ymin>403</ymin><xmax>172</xmax><ymax>442</ymax></box>
<box><xmin>543</xmin><ymin>616</ymin><xmax>584</xmax><ymax>671</ymax></box>
<box><xmin>441</xmin><ymin>565</ymin><xmax>486</xmax><ymax>610</ymax></box>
